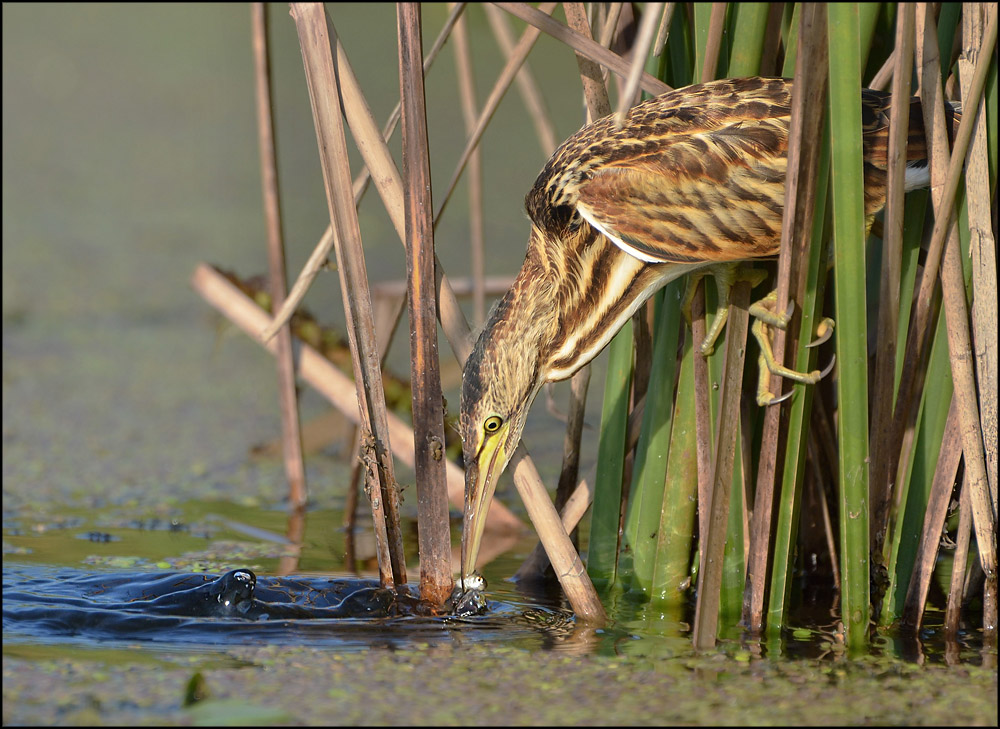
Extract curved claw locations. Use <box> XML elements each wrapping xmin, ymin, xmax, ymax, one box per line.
<box><xmin>818</xmin><ymin>353</ymin><xmax>836</xmax><ymax>380</ymax></box>
<box><xmin>806</xmin><ymin>317</ymin><xmax>836</xmax><ymax>348</ymax></box>
<box><xmin>760</xmin><ymin>387</ymin><xmax>794</xmax><ymax>407</ymax></box>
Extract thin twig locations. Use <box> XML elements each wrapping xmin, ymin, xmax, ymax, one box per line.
<box><xmin>564</xmin><ymin>2</ymin><xmax>612</xmax><ymax>120</ymax></box>
<box><xmin>450</xmin><ymin>3</ymin><xmax>487</xmax><ymax>324</ymax></box>
<box><xmin>483</xmin><ymin>3</ymin><xmax>558</xmax><ymax>156</ymax></box>
<box><xmin>652</xmin><ymin>3</ymin><xmax>675</xmax><ymax>57</ymax></box>
<box><xmin>251</xmin><ymin>3</ymin><xmax>308</xmax><ymax>509</ymax></box>
<box><xmin>434</xmin><ymin>2</ymin><xmax>559</xmax><ymax>224</ymax></box>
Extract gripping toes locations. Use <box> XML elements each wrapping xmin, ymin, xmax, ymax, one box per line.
<box><xmin>750</xmin><ymin>292</ymin><xmax>837</xmax><ymax>406</ymax></box>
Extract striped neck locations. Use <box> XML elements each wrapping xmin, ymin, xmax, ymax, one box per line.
<box><xmin>527</xmin><ymin>226</ymin><xmax>704</xmax><ymax>383</ymax></box>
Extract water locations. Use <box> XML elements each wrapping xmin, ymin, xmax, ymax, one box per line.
<box><xmin>2</xmin><ymin>563</ymin><xmax>577</xmax><ymax>653</ymax></box>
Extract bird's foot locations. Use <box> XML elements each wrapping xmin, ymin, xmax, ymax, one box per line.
<box><xmin>750</xmin><ymin>291</ymin><xmax>836</xmax><ymax>406</ymax></box>
<box><xmin>681</xmin><ymin>263</ymin><xmax>768</xmax><ymax>355</ymax></box>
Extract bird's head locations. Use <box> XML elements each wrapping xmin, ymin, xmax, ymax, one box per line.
<box><xmin>458</xmin><ymin>273</ymin><xmax>552</xmax><ymax>586</ymax></box>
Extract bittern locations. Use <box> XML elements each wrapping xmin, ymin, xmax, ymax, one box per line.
<box><xmin>459</xmin><ymin>76</ymin><xmax>953</xmax><ymax>587</ymax></box>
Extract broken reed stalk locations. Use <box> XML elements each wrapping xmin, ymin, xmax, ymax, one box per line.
<box><xmin>397</xmin><ymin>2</ymin><xmax>453</xmax><ymax>608</ymax></box>
<box><xmin>693</xmin><ymin>280</ymin><xmax>753</xmax><ymax>650</ymax></box>
<box><xmin>744</xmin><ymin>1</ymin><xmax>828</xmax><ymax>634</ymax></box>
<box><xmin>251</xmin><ymin>2</ymin><xmax>308</xmax><ymax>510</ymax></box>
<box><xmin>509</xmin><ymin>443</ymin><xmax>607</xmax><ymax>623</ymax></box>
<box><xmin>495</xmin><ymin>3</ymin><xmax>671</xmax><ymax>96</ymax></box>
<box><xmin>290</xmin><ymin>2</ymin><xmax>406</xmax><ymax>589</ymax></box>
<box><xmin>449</xmin><ymin>2</ymin><xmax>486</xmax><ymax>325</ymax></box>
<box><xmin>191</xmin><ymin>263</ymin><xmax>523</xmax><ymax>532</ymax></box>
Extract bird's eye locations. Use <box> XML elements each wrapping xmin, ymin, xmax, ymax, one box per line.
<box><xmin>484</xmin><ymin>415</ymin><xmax>503</xmax><ymax>434</ymax></box>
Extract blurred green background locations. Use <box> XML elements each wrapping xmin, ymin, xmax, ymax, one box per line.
<box><xmin>2</xmin><ymin>3</ymin><xmax>591</xmax><ymax>511</ymax></box>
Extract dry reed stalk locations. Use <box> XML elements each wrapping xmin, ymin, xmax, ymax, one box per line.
<box><xmin>191</xmin><ymin>263</ymin><xmax>523</xmax><ymax>532</ymax></box>
<box><xmin>959</xmin><ymin>5</ymin><xmax>998</xmax><ymax>526</ymax></box>
<box><xmin>564</xmin><ymin>2</ymin><xmax>612</xmax><ymax>119</ymax></box>
<box><xmin>699</xmin><ymin>2</ymin><xmax>728</xmax><ymax>83</ymax></box>
<box><xmin>495</xmin><ymin>3</ymin><xmax>671</xmax><ymax>95</ymax></box>
<box><xmin>652</xmin><ymin>3</ymin><xmax>675</xmax><ymax>58</ymax></box>
<box><xmin>483</xmin><ymin>3</ymin><xmax>558</xmax><ymax>156</ymax></box>
<box><xmin>449</xmin><ymin>3</ymin><xmax>487</xmax><ymax>325</ymax></box>
<box><xmin>914</xmin><ymin>3</ymin><xmax>997</xmax><ymax>631</ymax></box>
<box><xmin>508</xmin><ymin>443</ymin><xmax>607</xmax><ymax>623</ymax></box>
<box><xmin>612</xmin><ymin>1</ymin><xmax>664</xmax><ymax>127</ymax></box>
<box><xmin>869</xmin><ymin>3</ymin><xmax>915</xmax><ymax>562</ymax></box>
<box><xmin>744</xmin><ymin>2</ymin><xmax>828</xmax><ymax>633</ymax></box>
<box><xmin>263</xmin><ymin>4</ymin><xmax>468</xmax><ymax>346</ymax></box>
<box><xmin>251</xmin><ymin>3</ymin><xmax>308</xmax><ymax>509</ymax></box>
<box><xmin>901</xmin><ymin>398</ymin><xmax>963</xmax><ymax>628</ymax></box>
<box><xmin>598</xmin><ymin>3</ymin><xmax>626</xmax><ymax>49</ymax></box>
<box><xmin>276</xmin><ymin>10</ymin><xmax>474</xmax><ymax>367</ymax></box>
<box><xmin>868</xmin><ymin>50</ymin><xmax>898</xmax><ymax>91</ymax></box>
<box><xmin>434</xmin><ymin>2</ymin><xmax>559</xmax><ymax>224</ymax></box>
<box><xmin>398</xmin><ymin>2</ymin><xmax>453</xmax><ymax>607</ymax></box>
<box><xmin>886</xmin><ymin>5</ymin><xmax>995</xmax><ymax>591</ymax></box>
<box><xmin>554</xmin><ymin>366</ymin><xmax>591</xmax><ymax>535</ymax></box>
<box><xmin>352</xmin><ymin>2</ymin><xmax>468</xmax><ymax>205</ymax></box>
<box><xmin>514</xmin><ymin>392</ymin><xmax>648</xmax><ymax>580</ymax></box>
<box><xmin>290</xmin><ymin>2</ymin><xmax>408</xmax><ymax>588</ymax></box>
<box><xmin>694</xmin><ymin>280</ymin><xmax>753</xmax><ymax>649</ymax></box>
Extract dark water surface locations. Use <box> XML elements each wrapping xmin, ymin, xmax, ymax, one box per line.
<box><xmin>2</xmin><ymin>563</ymin><xmax>578</xmax><ymax>652</ymax></box>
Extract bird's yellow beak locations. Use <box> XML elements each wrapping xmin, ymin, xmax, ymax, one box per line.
<box><xmin>460</xmin><ymin>426</ymin><xmax>507</xmax><ymax>586</ymax></box>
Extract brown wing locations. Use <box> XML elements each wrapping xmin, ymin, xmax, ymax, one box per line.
<box><xmin>527</xmin><ymin>77</ymin><xmax>795</xmax><ymax>265</ymax></box>
<box><xmin>571</xmin><ymin>119</ymin><xmax>789</xmax><ymax>264</ymax></box>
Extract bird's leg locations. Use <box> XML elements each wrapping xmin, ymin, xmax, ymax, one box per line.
<box><xmin>681</xmin><ymin>263</ymin><xmax>768</xmax><ymax>356</ymax></box>
<box><xmin>749</xmin><ymin>291</ymin><xmax>836</xmax><ymax>405</ymax></box>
